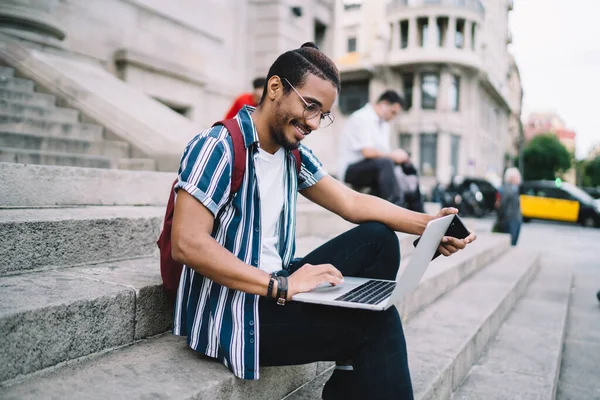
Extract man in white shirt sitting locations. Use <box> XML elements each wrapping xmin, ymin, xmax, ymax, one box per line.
<box><xmin>338</xmin><ymin>90</ymin><xmax>409</xmax><ymax>206</ymax></box>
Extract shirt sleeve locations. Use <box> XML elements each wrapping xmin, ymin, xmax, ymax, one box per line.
<box><xmin>297</xmin><ymin>144</ymin><xmax>327</xmax><ymax>191</ymax></box>
<box><xmin>175</xmin><ymin>127</ymin><xmax>233</xmax><ymax>216</ymax></box>
<box><xmin>343</xmin><ymin>113</ymin><xmax>374</xmax><ymax>151</ymax></box>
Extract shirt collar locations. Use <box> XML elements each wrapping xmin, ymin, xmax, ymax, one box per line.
<box><xmin>236</xmin><ymin>105</ymin><xmax>260</xmax><ymax>148</ymax></box>
<box><xmin>364</xmin><ymin>103</ymin><xmax>384</xmax><ymax>124</ymax></box>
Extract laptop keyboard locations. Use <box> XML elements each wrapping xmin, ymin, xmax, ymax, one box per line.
<box><xmin>335</xmin><ymin>280</ymin><xmax>396</xmax><ymax>305</ymax></box>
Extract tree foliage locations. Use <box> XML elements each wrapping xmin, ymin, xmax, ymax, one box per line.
<box><xmin>522</xmin><ymin>134</ymin><xmax>571</xmax><ymax>180</ymax></box>
<box><xmin>582</xmin><ymin>156</ymin><xmax>600</xmax><ymax>187</ymax></box>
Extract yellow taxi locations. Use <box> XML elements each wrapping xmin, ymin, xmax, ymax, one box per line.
<box><xmin>520</xmin><ymin>180</ymin><xmax>600</xmax><ymax>227</ymax></box>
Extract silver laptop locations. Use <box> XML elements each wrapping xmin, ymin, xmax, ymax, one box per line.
<box><xmin>292</xmin><ymin>215</ymin><xmax>455</xmax><ymax>311</ymax></box>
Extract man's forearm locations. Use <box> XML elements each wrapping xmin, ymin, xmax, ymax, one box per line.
<box><xmin>347</xmin><ymin>192</ymin><xmax>432</xmax><ymax>235</ymax></box>
<box><xmin>173</xmin><ymin>234</ymin><xmax>274</xmax><ymax>297</ymax></box>
<box><xmin>361</xmin><ymin>147</ymin><xmax>394</xmax><ymax>160</ymax></box>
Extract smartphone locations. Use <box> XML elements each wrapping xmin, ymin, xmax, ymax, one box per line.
<box><xmin>413</xmin><ymin>215</ymin><xmax>470</xmax><ymax>260</ymax></box>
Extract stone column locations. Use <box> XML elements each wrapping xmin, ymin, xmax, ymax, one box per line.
<box><xmin>408</xmin><ymin>17</ymin><xmax>418</xmax><ymax>48</ymax></box>
<box><xmin>428</xmin><ymin>16</ymin><xmax>436</xmax><ymax>48</ymax></box>
<box><xmin>0</xmin><ymin>0</ymin><xmax>65</xmax><ymax>40</ymax></box>
<box><xmin>446</xmin><ymin>17</ymin><xmax>456</xmax><ymax>49</ymax></box>
<box><xmin>465</xmin><ymin>21</ymin><xmax>473</xmax><ymax>52</ymax></box>
<box><xmin>391</xmin><ymin>20</ymin><xmax>399</xmax><ymax>50</ymax></box>
<box><xmin>413</xmin><ymin>71</ymin><xmax>422</xmax><ymax>114</ymax></box>
<box><xmin>438</xmin><ymin>69</ymin><xmax>450</xmax><ymax>112</ymax></box>
<box><xmin>437</xmin><ymin>132</ymin><xmax>452</xmax><ymax>184</ymax></box>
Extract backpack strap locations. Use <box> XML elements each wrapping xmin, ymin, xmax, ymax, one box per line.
<box><xmin>291</xmin><ymin>148</ymin><xmax>301</xmax><ymax>175</ymax></box>
<box><xmin>213</xmin><ymin>119</ymin><xmax>302</xmax><ymax>195</ymax></box>
<box><xmin>213</xmin><ymin>119</ymin><xmax>246</xmax><ymax>194</ymax></box>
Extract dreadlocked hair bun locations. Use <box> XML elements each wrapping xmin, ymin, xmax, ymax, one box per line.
<box><xmin>300</xmin><ymin>42</ymin><xmax>320</xmax><ymax>50</ymax></box>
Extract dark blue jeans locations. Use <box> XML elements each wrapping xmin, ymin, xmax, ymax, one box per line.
<box><xmin>259</xmin><ymin>222</ymin><xmax>414</xmax><ymax>400</ymax></box>
<box><xmin>502</xmin><ymin>219</ymin><xmax>522</xmax><ymax>246</ymax></box>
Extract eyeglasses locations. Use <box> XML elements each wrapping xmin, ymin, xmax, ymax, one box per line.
<box><xmin>283</xmin><ymin>78</ymin><xmax>335</xmax><ymax>129</ymax></box>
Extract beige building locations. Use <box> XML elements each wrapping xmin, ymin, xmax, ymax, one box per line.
<box><xmin>0</xmin><ymin>0</ymin><xmax>336</xmax><ymax>170</ymax></box>
<box><xmin>324</xmin><ymin>0</ymin><xmax>522</xmax><ymax>192</ymax></box>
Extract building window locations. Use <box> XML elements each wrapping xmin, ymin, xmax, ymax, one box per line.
<box><xmin>401</xmin><ymin>73</ymin><xmax>414</xmax><ymax>110</ymax></box>
<box><xmin>417</xmin><ymin>17</ymin><xmax>428</xmax><ymax>48</ymax></box>
<box><xmin>455</xmin><ymin>19</ymin><xmax>465</xmax><ymax>48</ymax></box>
<box><xmin>449</xmin><ymin>74</ymin><xmax>460</xmax><ymax>111</ymax></box>
<box><xmin>420</xmin><ymin>133</ymin><xmax>438</xmax><ymax>176</ymax></box>
<box><xmin>314</xmin><ymin>20</ymin><xmax>327</xmax><ymax>50</ymax></box>
<box><xmin>343</xmin><ymin>1</ymin><xmax>361</xmax><ymax>11</ymax></box>
<box><xmin>399</xmin><ymin>133</ymin><xmax>412</xmax><ymax>153</ymax></box>
<box><xmin>400</xmin><ymin>20</ymin><xmax>409</xmax><ymax>49</ymax></box>
<box><xmin>471</xmin><ymin>22</ymin><xmax>476</xmax><ymax>51</ymax></box>
<box><xmin>339</xmin><ymin>79</ymin><xmax>369</xmax><ymax>115</ymax></box>
<box><xmin>421</xmin><ymin>73</ymin><xmax>439</xmax><ymax>110</ymax></box>
<box><xmin>437</xmin><ymin>17</ymin><xmax>448</xmax><ymax>47</ymax></box>
<box><xmin>347</xmin><ymin>37</ymin><xmax>357</xmax><ymax>52</ymax></box>
<box><xmin>451</xmin><ymin>134</ymin><xmax>460</xmax><ymax>176</ymax></box>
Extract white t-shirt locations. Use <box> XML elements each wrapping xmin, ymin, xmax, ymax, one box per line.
<box><xmin>337</xmin><ymin>103</ymin><xmax>391</xmax><ymax>180</ymax></box>
<box><xmin>255</xmin><ymin>147</ymin><xmax>286</xmax><ymax>274</ymax></box>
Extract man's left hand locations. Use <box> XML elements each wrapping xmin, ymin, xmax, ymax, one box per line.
<box><xmin>433</xmin><ymin>207</ymin><xmax>477</xmax><ymax>257</ymax></box>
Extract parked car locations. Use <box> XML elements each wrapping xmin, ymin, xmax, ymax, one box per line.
<box><xmin>443</xmin><ymin>176</ymin><xmax>499</xmax><ymax>216</ymax></box>
<box><xmin>582</xmin><ymin>186</ymin><xmax>600</xmax><ymax>199</ymax></box>
<box><xmin>520</xmin><ymin>180</ymin><xmax>600</xmax><ymax>227</ymax></box>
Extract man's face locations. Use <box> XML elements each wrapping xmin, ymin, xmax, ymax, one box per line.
<box><xmin>380</xmin><ymin>101</ymin><xmax>402</xmax><ymax>122</ymax></box>
<box><xmin>269</xmin><ymin>74</ymin><xmax>337</xmax><ymax>150</ymax></box>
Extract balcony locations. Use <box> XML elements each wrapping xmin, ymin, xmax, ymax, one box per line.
<box><xmin>387</xmin><ymin>0</ymin><xmax>485</xmax><ymax>18</ymax></box>
<box><xmin>386</xmin><ymin>46</ymin><xmax>482</xmax><ymax>72</ymax></box>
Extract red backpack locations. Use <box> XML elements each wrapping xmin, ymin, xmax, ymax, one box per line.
<box><xmin>157</xmin><ymin>119</ymin><xmax>301</xmax><ymax>301</ymax></box>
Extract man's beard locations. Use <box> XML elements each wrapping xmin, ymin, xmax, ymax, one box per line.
<box><xmin>270</xmin><ymin>102</ymin><xmax>300</xmax><ymax>150</ymax></box>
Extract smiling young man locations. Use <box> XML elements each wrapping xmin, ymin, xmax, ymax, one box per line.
<box><xmin>171</xmin><ymin>43</ymin><xmax>475</xmax><ymax>400</ymax></box>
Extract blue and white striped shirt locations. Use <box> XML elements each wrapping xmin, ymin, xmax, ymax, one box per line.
<box><xmin>172</xmin><ymin>106</ymin><xmax>326</xmax><ymax>380</ymax></box>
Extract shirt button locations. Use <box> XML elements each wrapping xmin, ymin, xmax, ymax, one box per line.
<box><xmin>249</xmin><ymin>338</ymin><xmax>255</xmax><ymax>344</ymax></box>
<box><xmin>249</xmin><ymin>330</ymin><xmax>254</xmax><ymax>336</ymax></box>
<box><xmin>253</xmin><ymin>259</ymin><xmax>258</xmax><ymax>265</ymax></box>
<box><xmin>249</xmin><ymin>320</ymin><xmax>254</xmax><ymax>326</ymax></box>
<box><xmin>254</xmin><ymin>227</ymin><xmax>259</xmax><ymax>232</ymax></box>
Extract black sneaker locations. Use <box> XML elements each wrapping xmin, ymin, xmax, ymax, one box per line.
<box><xmin>597</xmin><ymin>290</ymin><xmax>600</xmax><ymax>303</ymax></box>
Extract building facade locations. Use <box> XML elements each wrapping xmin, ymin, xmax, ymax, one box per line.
<box><xmin>326</xmin><ymin>0</ymin><xmax>522</xmax><ymax>192</ymax></box>
<box><xmin>0</xmin><ymin>0</ymin><xmax>336</xmax><ymax>129</ymax></box>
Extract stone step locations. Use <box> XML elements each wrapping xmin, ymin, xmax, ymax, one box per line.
<box><xmin>396</xmin><ymin>233</ymin><xmax>511</xmax><ymax>320</ymax></box>
<box><xmin>0</xmin><ymin>163</ymin><xmax>175</xmax><ymax>207</ymax></box>
<box><xmin>0</xmin><ymin>206</ymin><xmax>164</xmax><ymax>276</ymax></box>
<box><xmin>287</xmin><ymin>247</ymin><xmax>540</xmax><ymax>400</ymax></box>
<box><xmin>0</xmin><ymin>114</ymin><xmax>103</xmax><ymax>140</ymax></box>
<box><xmin>407</xmin><ymin>247</ymin><xmax>540</xmax><ymax>400</ymax></box>
<box><xmin>452</xmin><ymin>257</ymin><xmax>573</xmax><ymax>400</ymax></box>
<box><xmin>0</xmin><ymin>99</ymin><xmax>80</xmax><ymax>123</ymax></box>
<box><xmin>0</xmin><ymin>334</ymin><xmax>319</xmax><ymax>400</ymax></box>
<box><xmin>0</xmin><ymin>131</ymin><xmax>129</xmax><ymax>158</ymax></box>
<box><xmin>0</xmin><ymin>66</ymin><xmax>15</xmax><ymax>77</ymax></box>
<box><xmin>0</xmin><ymin>147</ymin><xmax>155</xmax><ymax>170</ymax></box>
<box><xmin>0</xmin><ymin>257</ymin><xmax>172</xmax><ymax>383</ymax></box>
<box><xmin>0</xmin><ymin>76</ymin><xmax>35</xmax><ymax>92</ymax></box>
<box><xmin>0</xmin><ymin>88</ymin><xmax>56</xmax><ymax>107</ymax></box>
<box><xmin>0</xmin><ymin>234</ymin><xmax>508</xmax><ymax>397</ymax></box>
<box><xmin>117</xmin><ymin>157</ymin><xmax>157</xmax><ymax>171</ymax></box>
<box><xmin>296</xmin><ymin>202</ymin><xmax>356</xmax><ymax>238</ymax></box>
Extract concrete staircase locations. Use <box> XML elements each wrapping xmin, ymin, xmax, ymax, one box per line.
<box><xmin>0</xmin><ymin>65</ymin><xmax>157</xmax><ymax>170</ymax></box>
<box><xmin>0</xmin><ymin>162</ymin><xmax>573</xmax><ymax>400</ymax></box>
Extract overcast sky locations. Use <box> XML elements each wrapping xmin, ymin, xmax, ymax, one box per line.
<box><xmin>509</xmin><ymin>0</ymin><xmax>600</xmax><ymax>159</ymax></box>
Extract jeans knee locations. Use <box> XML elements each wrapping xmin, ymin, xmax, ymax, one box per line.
<box><xmin>358</xmin><ymin>222</ymin><xmax>400</xmax><ymax>269</ymax></box>
<box><xmin>373</xmin><ymin>157</ymin><xmax>395</xmax><ymax>172</ymax></box>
